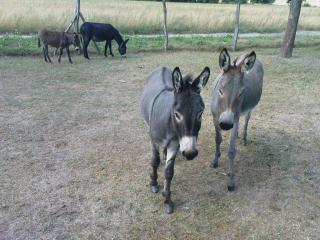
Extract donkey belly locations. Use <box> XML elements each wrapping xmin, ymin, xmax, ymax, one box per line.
<box><xmin>140</xmin><ymin>67</ymin><xmax>175</xmax><ymax>147</ymax></box>
<box><xmin>241</xmin><ymin>62</ymin><xmax>263</xmax><ymax>115</ymax></box>
<box><xmin>241</xmin><ymin>90</ymin><xmax>262</xmax><ymax>115</ymax></box>
<box><xmin>92</xmin><ymin>33</ymin><xmax>110</xmax><ymax>42</ymax></box>
<box><xmin>149</xmin><ymin>92</ymin><xmax>174</xmax><ymax>146</ymax></box>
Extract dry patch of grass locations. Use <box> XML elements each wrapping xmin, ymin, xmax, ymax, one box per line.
<box><xmin>0</xmin><ymin>47</ymin><xmax>320</xmax><ymax>239</ymax></box>
<box><xmin>0</xmin><ymin>0</ymin><xmax>320</xmax><ymax>34</ymax></box>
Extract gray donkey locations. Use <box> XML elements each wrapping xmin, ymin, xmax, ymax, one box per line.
<box><xmin>211</xmin><ymin>48</ymin><xmax>263</xmax><ymax>191</ymax></box>
<box><xmin>140</xmin><ymin>66</ymin><xmax>210</xmax><ymax>214</ymax></box>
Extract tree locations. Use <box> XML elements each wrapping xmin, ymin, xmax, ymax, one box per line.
<box><xmin>162</xmin><ymin>0</ymin><xmax>169</xmax><ymax>51</ymax></box>
<box><xmin>280</xmin><ymin>0</ymin><xmax>302</xmax><ymax>58</ymax></box>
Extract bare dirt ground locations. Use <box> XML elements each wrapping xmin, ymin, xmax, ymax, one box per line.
<box><xmin>1</xmin><ymin>48</ymin><xmax>320</xmax><ymax>239</ymax></box>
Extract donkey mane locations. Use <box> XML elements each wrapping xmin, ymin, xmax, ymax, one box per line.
<box><xmin>181</xmin><ymin>74</ymin><xmax>194</xmax><ymax>86</ymax></box>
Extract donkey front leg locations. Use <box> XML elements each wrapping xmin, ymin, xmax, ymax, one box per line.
<box><xmin>104</xmin><ymin>41</ymin><xmax>108</xmax><ymax>57</ymax></box>
<box><xmin>227</xmin><ymin>121</ymin><xmax>239</xmax><ymax>191</ymax></box>
<box><xmin>243</xmin><ymin>111</ymin><xmax>251</xmax><ymax>146</ymax></box>
<box><xmin>162</xmin><ymin>142</ymin><xmax>179</xmax><ymax>214</ymax></box>
<box><xmin>211</xmin><ymin>121</ymin><xmax>222</xmax><ymax>168</ymax></box>
<box><xmin>58</xmin><ymin>47</ymin><xmax>63</xmax><ymax>63</ymax></box>
<box><xmin>82</xmin><ymin>37</ymin><xmax>91</xmax><ymax>59</ymax></box>
<box><xmin>45</xmin><ymin>45</ymin><xmax>52</xmax><ymax>63</ymax></box>
<box><xmin>109</xmin><ymin>41</ymin><xmax>114</xmax><ymax>57</ymax></box>
<box><xmin>66</xmin><ymin>46</ymin><xmax>73</xmax><ymax>64</ymax></box>
<box><xmin>150</xmin><ymin>143</ymin><xmax>160</xmax><ymax>193</ymax></box>
<box><xmin>42</xmin><ymin>46</ymin><xmax>48</xmax><ymax>62</ymax></box>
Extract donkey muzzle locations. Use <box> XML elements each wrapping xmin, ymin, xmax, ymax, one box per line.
<box><xmin>182</xmin><ymin>149</ymin><xmax>198</xmax><ymax>160</ymax></box>
<box><xmin>180</xmin><ymin>136</ymin><xmax>198</xmax><ymax>160</ymax></box>
<box><xmin>219</xmin><ymin>111</ymin><xmax>234</xmax><ymax>130</ymax></box>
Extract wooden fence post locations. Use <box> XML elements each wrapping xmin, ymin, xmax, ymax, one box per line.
<box><xmin>162</xmin><ymin>0</ymin><xmax>168</xmax><ymax>51</ymax></box>
<box><xmin>232</xmin><ymin>0</ymin><xmax>241</xmax><ymax>51</ymax></box>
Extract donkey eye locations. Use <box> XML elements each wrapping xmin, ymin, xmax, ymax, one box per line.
<box><xmin>219</xmin><ymin>89</ymin><xmax>223</xmax><ymax>96</ymax></box>
<box><xmin>196</xmin><ymin>111</ymin><xmax>203</xmax><ymax>122</ymax></box>
<box><xmin>238</xmin><ymin>89</ymin><xmax>244</xmax><ymax>97</ymax></box>
<box><xmin>174</xmin><ymin>111</ymin><xmax>182</xmax><ymax>121</ymax></box>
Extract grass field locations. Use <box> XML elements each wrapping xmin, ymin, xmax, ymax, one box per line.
<box><xmin>0</xmin><ymin>0</ymin><xmax>319</xmax><ymax>34</ymax></box>
<box><xmin>1</xmin><ymin>34</ymin><xmax>320</xmax><ymax>56</ymax></box>
<box><xmin>1</xmin><ymin>46</ymin><xmax>320</xmax><ymax>239</ymax></box>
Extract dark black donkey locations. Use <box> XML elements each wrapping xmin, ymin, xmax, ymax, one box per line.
<box><xmin>80</xmin><ymin>22</ymin><xmax>129</xmax><ymax>59</ymax></box>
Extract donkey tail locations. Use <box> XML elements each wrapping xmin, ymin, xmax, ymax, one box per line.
<box><xmin>38</xmin><ymin>38</ymin><xmax>41</xmax><ymax>48</ymax></box>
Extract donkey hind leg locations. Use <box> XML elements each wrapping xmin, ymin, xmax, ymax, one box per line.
<box><xmin>227</xmin><ymin>121</ymin><xmax>239</xmax><ymax>191</ymax></box>
<box><xmin>58</xmin><ymin>47</ymin><xmax>63</xmax><ymax>63</ymax></box>
<box><xmin>66</xmin><ymin>46</ymin><xmax>73</xmax><ymax>64</ymax></box>
<box><xmin>211</xmin><ymin>120</ymin><xmax>222</xmax><ymax>168</ymax></box>
<box><xmin>162</xmin><ymin>141</ymin><xmax>179</xmax><ymax>214</ymax></box>
<box><xmin>243</xmin><ymin>111</ymin><xmax>252</xmax><ymax>146</ymax></box>
<box><xmin>45</xmin><ymin>45</ymin><xmax>52</xmax><ymax>63</ymax></box>
<box><xmin>42</xmin><ymin>46</ymin><xmax>48</xmax><ymax>62</ymax></box>
<box><xmin>150</xmin><ymin>143</ymin><xmax>160</xmax><ymax>193</ymax></box>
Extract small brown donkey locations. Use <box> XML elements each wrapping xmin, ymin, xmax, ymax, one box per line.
<box><xmin>211</xmin><ymin>48</ymin><xmax>263</xmax><ymax>191</ymax></box>
<box><xmin>38</xmin><ymin>29</ymin><xmax>80</xmax><ymax>63</ymax></box>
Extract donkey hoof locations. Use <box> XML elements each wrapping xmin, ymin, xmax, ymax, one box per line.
<box><xmin>227</xmin><ymin>185</ymin><xmax>235</xmax><ymax>192</ymax></box>
<box><xmin>210</xmin><ymin>161</ymin><xmax>218</xmax><ymax>168</ymax></box>
<box><xmin>150</xmin><ymin>185</ymin><xmax>159</xmax><ymax>193</ymax></box>
<box><xmin>164</xmin><ymin>203</ymin><xmax>174</xmax><ymax>214</ymax></box>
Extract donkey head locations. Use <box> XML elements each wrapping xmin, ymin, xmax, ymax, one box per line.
<box><xmin>216</xmin><ymin>48</ymin><xmax>256</xmax><ymax>130</ymax></box>
<box><xmin>118</xmin><ymin>39</ymin><xmax>129</xmax><ymax>57</ymax></box>
<box><xmin>171</xmin><ymin>67</ymin><xmax>210</xmax><ymax>160</ymax></box>
<box><xmin>73</xmin><ymin>32</ymin><xmax>81</xmax><ymax>51</ymax></box>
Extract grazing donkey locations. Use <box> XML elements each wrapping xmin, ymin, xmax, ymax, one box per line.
<box><xmin>211</xmin><ymin>48</ymin><xmax>263</xmax><ymax>191</ymax></box>
<box><xmin>80</xmin><ymin>22</ymin><xmax>129</xmax><ymax>59</ymax></box>
<box><xmin>38</xmin><ymin>29</ymin><xmax>80</xmax><ymax>63</ymax></box>
<box><xmin>140</xmin><ymin>66</ymin><xmax>210</xmax><ymax>214</ymax></box>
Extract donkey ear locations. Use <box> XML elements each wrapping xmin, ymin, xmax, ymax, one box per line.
<box><xmin>239</xmin><ymin>51</ymin><xmax>256</xmax><ymax>73</ymax></box>
<box><xmin>219</xmin><ymin>48</ymin><xmax>231</xmax><ymax>72</ymax></box>
<box><xmin>124</xmin><ymin>39</ymin><xmax>129</xmax><ymax>44</ymax></box>
<box><xmin>192</xmin><ymin>67</ymin><xmax>210</xmax><ymax>92</ymax></box>
<box><xmin>172</xmin><ymin>67</ymin><xmax>183</xmax><ymax>93</ymax></box>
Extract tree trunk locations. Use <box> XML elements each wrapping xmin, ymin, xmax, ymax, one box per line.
<box><xmin>280</xmin><ymin>0</ymin><xmax>302</xmax><ymax>58</ymax></box>
<box><xmin>162</xmin><ymin>0</ymin><xmax>168</xmax><ymax>51</ymax></box>
<box><xmin>232</xmin><ymin>1</ymin><xmax>241</xmax><ymax>51</ymax></box>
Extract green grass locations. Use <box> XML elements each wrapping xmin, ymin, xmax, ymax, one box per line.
<box><xmin>1</xmin><ymin>34</ymin><xmax>320</xmax><ymax>56</ymax></box>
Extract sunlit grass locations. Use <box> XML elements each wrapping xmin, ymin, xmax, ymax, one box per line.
<box><xmin>0</xmin><ymin>0</ymin><xmax>319</xmax><ymax>34</ymax></box>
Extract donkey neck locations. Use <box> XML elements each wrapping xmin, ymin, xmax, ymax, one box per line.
<box><xmin>114</xmin><ymin>32</ymin><xmax>124</xmax><ymax>46</ymax></box>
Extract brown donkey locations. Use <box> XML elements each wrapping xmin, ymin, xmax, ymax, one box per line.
<box><xmin>38</xmin><ymin>29</ymin><xmax>80</xmax><ymax>63</ymax></box>
<box><xmin>211</xmin><ymin>48</ymin><xmax>263</xmax><ymax>191</ymax></box>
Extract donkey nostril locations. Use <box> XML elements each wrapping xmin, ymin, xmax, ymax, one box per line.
<box><xmin>184</xmin><ymin>150</ymin><xmax>198</xmax><ymax>160</ymax></box>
